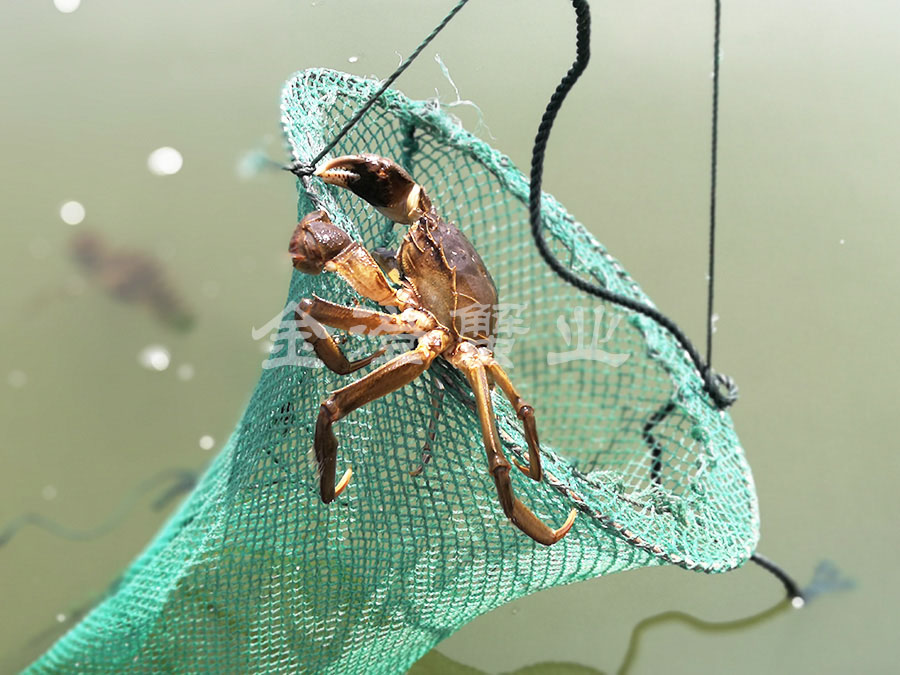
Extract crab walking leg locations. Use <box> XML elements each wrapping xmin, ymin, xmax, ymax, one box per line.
<box><xmin>462</xmin><ymin>362</ymin><xmax>576</xmax><ymax>546</ymax></box>
<box><xmin>296</xmin><ymin>296</ymin><xmax>437</xmax><ymax>376</ymax></box>
<box><xmin>410</xmin><ymin>375</ymin><xmax>446</xmax><ymax>477</ymax></box>
<box><xmin>299</xmin><ymin>296</ymin><xmax>435</xmax><ymax>335</ymax></box>
<box><xmin>485</xmin><ymin>360</ymin><xmax>543</xmax><ymax>482</ymax></box>
<box><xmin>295</xmin><ymin>311</ymin><xmax>385</xmax><ymax>376</ymax></box>
<box><xmin>315</xmin><ymin>329</ymin><xmax>451</xmax><ymax>503</ymax></box>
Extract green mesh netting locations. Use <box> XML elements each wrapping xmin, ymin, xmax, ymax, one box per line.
<box><xmin>28</xmin><ymin>68</ymin><xmax>758</xmax><ymax>674</ymax></box>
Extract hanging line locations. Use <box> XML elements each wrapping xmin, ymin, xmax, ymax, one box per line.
<box><xmin>529</xmin><ymin>0</ymin><xmax>801</xmax><ymax>603</ymax></box>
<box><xmin>287</xmin><ymin>0</ymin><xmax>472</xmax><ymax>178</ymax></box>
<box><xmin>527</xmin><ymin>0</ymin><xmax>737</xmax><ymax>410</ymax></box>
<box><xmin>706</xmin><ymin>0</ymin><xmax>722</xmax><ymax>371</ymax></box>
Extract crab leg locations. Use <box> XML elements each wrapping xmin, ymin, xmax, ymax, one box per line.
<box><xmin>327</xmin><ymin>243</ymin><xmax>407</xmax><ymax>307</ymax></box>
<box><xmin>295</xmin><ymin>296</ymin><xmax>435</xmax><ymax>375</ymax></box>
<box><xmin>294</xmin><ymin>309</ymin><xmax>385</xmax><ymax>376</ymax></box>
<box><xmin>462</xmin><ymin>362</ymin><xmax>575</xmax><ymax>546</ymax></box>
<box><xmin>315</xmin><ymin>329</ymin><xmax>450</xmax><ymax>503</ymax></box>
<box><xmin>299</xmin><ymin>295</ymin><xmax>434</xmax><ymax>335</ymax></box>
<box><xmin>410</xmin><ymin>375</ymin><xmax>445</xmax><ymax>477</ymax></box>
<box><xmin>296</xmin><ymin>296</ymin><xmax>437</xmax><ymax>375</ymax></box>
<box><xmin>290</xmin><ymin>210</ymin><xmax>411</xmax><ymax>309</ymax></box>
<box><xmin>484</xmin><ymin>360</ymin><xmax>544</xmax><ymax>482</ymax></box>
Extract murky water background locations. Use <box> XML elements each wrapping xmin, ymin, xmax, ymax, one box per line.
<box><xmin>1</xmin><ymin>1</ymin><xmax>897</xmax><ymax>673</ymax></box>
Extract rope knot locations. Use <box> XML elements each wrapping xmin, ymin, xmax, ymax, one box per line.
<box><xmin>704</xmin><ymin>368</ymin><xmax>739</xmax><ymax>409</ymax></box>
<box><xmin>285</xmin><ymin>161</ymin><xmax>316</xmax><ymax>177</ymax></box>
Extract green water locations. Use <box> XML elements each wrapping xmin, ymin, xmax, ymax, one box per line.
<box><xmin>1</xmin><ymin>1</ymin><xmax>897</xmax><ymax>673</ymax></box>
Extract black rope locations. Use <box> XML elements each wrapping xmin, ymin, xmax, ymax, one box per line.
<box><xmin>644</xmin><ymin>401</ymin><xmax>676</xmax><ymax>486</ymax></box>
<box><xmin>527</xmin><ymin>0</ymin><xmax>737</xmax><ymax>410</ymax></box>
<box><xmin>706</xmin><ymin>0</ymin><xmax>722</xmax><ymax>370</ymax></box>
<box><xmin>751</xmin><ymin>553</ymin><xmax>805</xmax><ymax>605</ymax></box>
<box><xmin>286</xmin><ymin>0</ymin><xmax>472</xmax><ymax>178</ymax></box>
<box><xmin>526</xmin><ymin>0</ymin><xmax>804</xmax><ymax>601</ymax></box>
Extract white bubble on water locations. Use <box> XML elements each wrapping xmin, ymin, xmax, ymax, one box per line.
<box><xmin>60</xmin><ymin>200</ymin><xmax>85</xmax><ymax>225</ymax></box>
<box><xmin>8</xmin><ymin>370</ymin><xmax>27</xmax><ymax>388</ymax></box>
<box><xmin>54</xmin><ymin>0</ymin><xmax>81</xmax><ymax>14</ymax></box>
<box><xmin>147</xmin><ymin>147</ymin><xmax>183</xmax><ymax>176</ymax></box>
<box><xmin>138</xmin><ymin>345</ymin><xmax>171</xmax><ymax>371</ymax></box>
<box><xmin>176</xmin><ymin>363</ymin><xmax>195</xmax><ymax>381</ymax></box>
<box><xmin>199</xmin><ymin>435</ymin><xmax>215</xmax><ymax>450</ymax></box>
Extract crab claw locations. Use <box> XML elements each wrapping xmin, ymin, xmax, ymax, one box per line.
<box><xmin>290</xmin><ymin>210</ymin><xmax>353</xmax><ymax>274</ymax></box>
<box><xmin>315</xmin><ymin>154</ymin><xmax>432</xmax><ymax>224</ymax></box>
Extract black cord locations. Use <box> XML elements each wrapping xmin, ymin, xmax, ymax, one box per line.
<box><xmin>286</xmin><ymin>0</ymin><xmax>472</xmax><ymax>178</ymax></box>
<box><xmin>706</xmin><ymin>0</ymin><xmax>722</xmax><ymax>369</ymax></box>
<box><xmin>527</xmin><ymin>0</ymin><xmax>737</xmax><ymax>410</ymax></box>
<box><xmin>751</xmin><ymin>553</ymin><xmax>805</xmax><ymax>605</ymax></box>
<box><xmin>645</xmin><ymin>401</ymin><xmax>676</xmax><ymax>486</ymax></box>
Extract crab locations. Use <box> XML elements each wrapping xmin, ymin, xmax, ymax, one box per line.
<box><xmin>288</xmin><ymin>154</ymin><xmax>576</xmax><ymax>546</ymax></box>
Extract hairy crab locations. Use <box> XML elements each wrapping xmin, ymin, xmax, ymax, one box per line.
<box><xmin>289</xmin><ymin>154</ymin><xmax>575</xmax><ymax>546</ymax></box>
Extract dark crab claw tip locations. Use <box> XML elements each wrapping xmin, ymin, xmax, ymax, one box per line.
<box><xmin>315</xmin><ymin>154</ymin><xmax>431</xmax><ymax>224</ymax></box>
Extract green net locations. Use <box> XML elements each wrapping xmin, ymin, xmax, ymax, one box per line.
<box><xmin>27</xmin><ymin>68</ymin><xmax>758</xmax><ymax>674</ymax></box>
